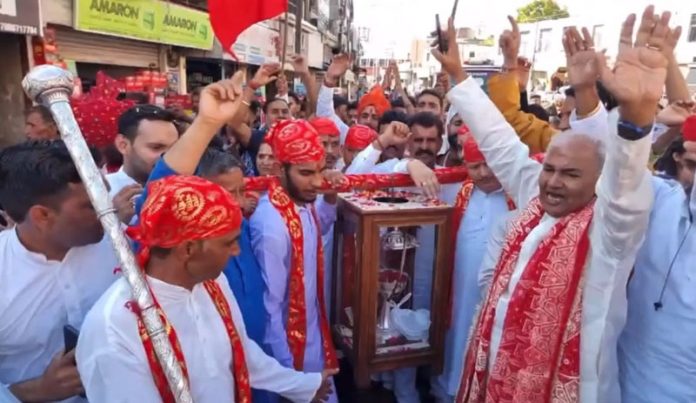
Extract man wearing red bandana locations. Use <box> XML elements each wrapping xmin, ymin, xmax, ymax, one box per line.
<box><xmin>75</xmin><ymin>77</ymin><xmax>336</xmax><ymax>403</ymax></box>
<box><xmin>343</xmin><ymin>124</ymin><xmax>378</xmax><ymax>168</ymax></box>
<box><xmin>250</xmin><ymin>119</ymin><xmax>341</xmax><ymax>403</ymax></box>
<box><xmin>310</xmin><ymin>117</ymin><xmax>342</xmax><ymax>170</ymax></box>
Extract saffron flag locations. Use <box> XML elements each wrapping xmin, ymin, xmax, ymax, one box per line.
<box><xmin>209</xmin><ymin>0</ymin><xmax>288</xmax><ymax>59</ymax></box>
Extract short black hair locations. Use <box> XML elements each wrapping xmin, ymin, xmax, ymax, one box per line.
<box><xmin>527</xmin><ymin>104</ymin><xmax>550</xmax><ymax>122</ymax></box>
<box><xmin>334</xmin><ymin>95</ymin><xmax>348</xmax><ymax>109</ymax></box>
<box><xmin>249</xmin><ymin>100</ymin><xmax>261</xmax><ymax>114</ymax></box>
<box><xmin>0</xmin><ymin>140</ymin><xmax>99</xmax><ymax>222</ymax></box>
<box><xmin>654</xmin><ymin>137</ymin><xmax>685</xmax><ymax>177</ymax></box>
<box><xmin>564</xmin><ymin>87</ymin><xmax>576</xmax><ymax>98</ymax></box>
<box><xmin>26</xmin><ymin>105</ymin><xmax>55</xmax><ymax>125</ymax></box>
<box><xmin>263</xmin><ymin>98</ymin><xmax>289</xmax><ymax>114</ymax></box>
<box><xmin>379</xmin><ymin>109</ymin><xmax>409</xmax><ymax>128</ymax></box>
<box><xmin>348</xmin><ymin>101</ymin><xmax>358</xmax><ymax>111</ymax></box>
<box><xmin>288</xmin><ymin>92</ymin><xmax>301</xmax><ymax>105</ymax></box>
<box><xmin>391</xmin><ymin>98</ymin><xmax>406</xmax><ymax>109</ymax></box>
<box><xmin>416</xmin><ymin>89</ymin><xmax>444</xmax><ymax>108</ymax></box>
<box><xmin>117</xmin><ymin>105</ymin><xmax>175</xmax><ymax>141</ymax></box>
<box><xmin>198</xmin><ymin>147</ymin><xmax>244</xmax><ymax>177</ymax></box>
<box><xmin>408</xmin><ymin>111</ymin><xmax>445</xmax><ymax>136</ymax></box>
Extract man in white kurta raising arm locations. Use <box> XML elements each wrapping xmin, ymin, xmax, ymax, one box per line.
<box><xmin>431</xmin><ymin>7</ymin><xmax>673</xmax><ymax>402</ymax></box>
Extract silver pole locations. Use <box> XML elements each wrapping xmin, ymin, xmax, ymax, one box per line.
<box><xmin>22</xmin><ymin>65</ymin><xmax>192</xmax><ymax>403</ymax></box>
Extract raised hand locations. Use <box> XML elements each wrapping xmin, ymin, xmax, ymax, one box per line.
<box><xmin>249</xmin><ymin>63</ymin><xmax>281</xmax><ymax>90</ymax></box>
<box><xmin>276</xmin><ymin>73</ymin><xmax>289</xmax><ymax>96</ymax></box>
<box><xmin>391</xmin><ymin>60</ymin><xmax>405</xmax><ymax>90</ymax></box>
<box><xmin>563</xmin><ymin>26</ymin><xmax>603</xmax><ymax>90</ymax></box>
<box><xmin>325</xmin><ymin>53</ymin><xmax>351</xmax><ymax>87</ymax></box>
<box><xmin>431</xmin><ymin>17</ymin><xmax>466</xmax><ymax>84</ymax></box>
<box><xmin>380</xmin><ymin>121</ymin><xmax>411</xmax><ymax>148</ymax></box>
<box><xmin>291</xmin><ymin>54</ymin><xmax>310</xmax><ymax>75</ymax></box>
<box><xmin>657</xmin><ymin>100</ymin><xmax>695</xmax><ymax>127</ymax></box>
<box><xmin>599</xmin><ymin>6</ymin><xmax>673</xmax><ymax>126</ymax></box>
<box><xmin>515</xmin><ymin>57</ymin><xmax>532</xmax><ymax>90</ymax></box>
<box><xmin>662</xmin><ymin>25</ymin><xmax>682</xmax><ymax>62</ymax></box>
<box><xmin>197</xmin><ymin>71</ymin><xmax>245</xmax><ymax>127</ymax></box>
<box><xmin>499</xmin><ymin>16</ymin><xmax>521</xmax><ymax>67</ymax></box>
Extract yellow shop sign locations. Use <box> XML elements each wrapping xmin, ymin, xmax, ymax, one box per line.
<box><xmin>75</xmin><ymin>0</ymin><xmax>214</xmax><ymax>49</ymax></box>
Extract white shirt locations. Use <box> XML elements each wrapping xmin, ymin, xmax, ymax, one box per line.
<box><xmin>106</xmin><ymin>166</ymin><xmax>138</xmax><ymax>198</ymax></box>
<box><xmin>0</xmin><ymin>229</ymin><xmax>119</xmax><ymax>402</ymax></box>
<box><xmin>448</xmin><ymin>77</ymin><xmax>653</xmax><ymax>403</ymax></box>
<box><xmin>77</xmin><ymin>275</ymin><xmax>322</xmax><ymax>403</ymax></box>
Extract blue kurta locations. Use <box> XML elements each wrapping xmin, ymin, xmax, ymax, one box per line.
<box><xmin>138</xmin><ymin>159</ymin><xmax>273</xmax><ymax>403</ymax></box>
<box><xmin>618</xmin><ymin>175</ymin><xmax>696</xmax><ymax>403</ymax></box>
<box><xmin>249</xmin><ymin>193</ymin><xmax>338</xmax><ymax>403</ymax></box>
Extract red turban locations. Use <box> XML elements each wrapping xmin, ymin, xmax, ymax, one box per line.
<box><xmin>683</xmin><ymin>115</ymin><xmax>696</xmax><ymax>142</ymax></box>
<box><xmin>310</xmin><ymin>117</ymin><xmax>340</xmax><ymax>137</ymax></box>
<box><xmin>345</xmin><ymin>124</ymin><xmax>378</xmax><ymax>150</ymax></box>
<box><xmin>266</xmin><ymin>120</ymin><xmax>325</xmax><ymax>164</ymax></box>
<box><xmin>358</xmin><ymin>85</ymin><xmax>390</xmax><ymax>118</ymax></box>
<box><xmin>531</xmin><ymin>153</ymin><xmax>545</xmax><ymax>163</ymax></box>
<box><xmin>126</xmin><ymin>175</ymin><xmax>242</xmax><ymax>268</ymax></box>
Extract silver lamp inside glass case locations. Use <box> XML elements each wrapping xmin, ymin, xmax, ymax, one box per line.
<box><xmin>377</xmin><ymin>228</ymin><xmax>418</xmax><ymax>343</ymax></box>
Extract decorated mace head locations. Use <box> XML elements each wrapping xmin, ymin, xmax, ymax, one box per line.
<box><xmin>22</xmin><ymin>64</ymin><xmax>74</xmax><ymax>105</ymax></box>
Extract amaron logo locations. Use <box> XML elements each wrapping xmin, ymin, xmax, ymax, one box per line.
<box><xmin>90</xmin><ymin>0</ymin><xmax>139</xmax><ymax>19</ymax></box>
<box><xmin>163</xmin><ymin>14</ymin><xmax>197</xmax><ymax>32</ymax></box>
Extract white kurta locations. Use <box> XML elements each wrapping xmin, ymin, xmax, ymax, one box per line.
<box><xmin>106</xmin><ymin>166</ymin><xmax>138</xmax><ymax>198</ymax></box>
<box><xmin>448</xmin><ymin>77</ymin><xmax>653</xmax><ymax>403</ymax></box>
<box><xmin>345</xmin><ymin>144</ymin><xmax>402</xmax><ymax>175</ymax></box>
<box><xmin>76</xmin><ymin>275</ymin><xmax>322</xmax><ymax>403</ymax></box>
<box><xmin>618</xmin><ymin>172</ymin><xmax>696</xmax><ymax>403</ymax></box>
<box><xmin>0</xmin><ymin>229</ymin><xmax>119</xmax><ymax>403</ymax></box>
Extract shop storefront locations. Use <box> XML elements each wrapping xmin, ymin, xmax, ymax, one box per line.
<box><xmin>41</xmin><ymin>0</ymin><xmax>214</xmax><ymax>94</ymax></box>
<box><xmin>0</xmin><ymin>0</ymin><xmax>41</xmax><ymax>147</ymax></box>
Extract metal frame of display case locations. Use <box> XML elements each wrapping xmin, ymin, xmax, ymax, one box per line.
<box><xmin>331</xmin><ymin>193</ymin><xmax>453</xmax><ymax>388</ymax></box>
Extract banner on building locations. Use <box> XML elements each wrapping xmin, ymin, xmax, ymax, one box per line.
<box><xmin>74</xmin><ymin>0</ymin><xmax>214</xmax><ymax>50</ymax></box>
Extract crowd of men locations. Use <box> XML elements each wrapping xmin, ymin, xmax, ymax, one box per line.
<box><xmin>1</xmin><ymin>5</ymin><xmax>695</xmax><ymax>403</ymax></box>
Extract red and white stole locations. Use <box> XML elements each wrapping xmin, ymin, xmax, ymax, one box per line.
<box><xmin>447</xmin><ymin>180</ymin><xmax>515</xmax><ymax>326</ymax></box>
<box><xmin>457</xmin><ymin>197</ymin><xmax>595</xmax><ymax>403</ymax></box>
<box><xmin>130</xmin><ymin>280</ymin><xmax>252</xmax><ymax>403</ymax></box>
<box><xmin>268</xmin><ymin>180</ymin><xmax>339</xmax><ymax>371</ymax></box>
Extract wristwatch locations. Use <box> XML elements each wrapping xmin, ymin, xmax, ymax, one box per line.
<box><xmin>617</xmin><ymin>119</ymin><xmax>653</xmax><ymax>141</ymax></box>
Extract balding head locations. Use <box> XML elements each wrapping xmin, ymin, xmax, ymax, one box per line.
<box><xmin>539</xmin><ymin>131</ymin><xmax>604</xmax><ymax>218</ymax></box>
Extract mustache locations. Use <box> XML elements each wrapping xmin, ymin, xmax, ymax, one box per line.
<box><xmin>415</xmin><ymin>150</ymin><xmax>435</xmax><ymax>157</ymax></box>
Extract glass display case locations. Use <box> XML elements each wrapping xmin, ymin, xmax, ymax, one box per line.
<box><xmin>331</xmin><ymin>190</ymin><xmax>453</xmax><ymax>388</ymax></box>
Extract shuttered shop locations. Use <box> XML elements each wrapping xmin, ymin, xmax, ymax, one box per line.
<box><xmin>54</xmin><ymin>27</ymin><xmax>160</xmax><ymax>68</ymax></box>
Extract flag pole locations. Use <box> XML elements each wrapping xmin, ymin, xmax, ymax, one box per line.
<box><xmin>281</xmin><ymin>1</ymin><xmax>290</xmax><ymax>68</ymax></box>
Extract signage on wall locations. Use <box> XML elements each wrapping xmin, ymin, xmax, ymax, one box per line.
<box><xmin>74</xmin><ymin>0</ymin><xmax>214</xmax><ymax>50</ymax></box>
<box><xmin>0</xmin><ymin>0</ymin><xmax>41</xmax><ymax>36</ymax></box>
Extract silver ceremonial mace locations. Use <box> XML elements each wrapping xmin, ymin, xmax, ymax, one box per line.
<box><xmin>22</xmin><ymin>65</ymin><xmax>192</xmax><ymax>403</ymax></box>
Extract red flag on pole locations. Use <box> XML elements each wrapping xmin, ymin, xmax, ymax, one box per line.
<box><xmin>209</xmin><ymin>0</ymin><xmax>288</xmax><ymax>60</ymax></box>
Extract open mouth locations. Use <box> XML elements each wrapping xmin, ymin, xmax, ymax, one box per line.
<box><xmin>544</xmin><ymin>191</ymin><xmax>565</xmax><ymax>205</ymax></box>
